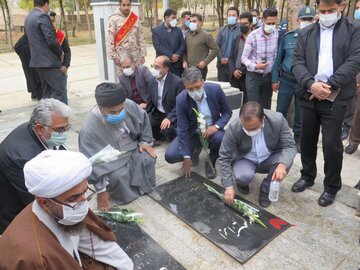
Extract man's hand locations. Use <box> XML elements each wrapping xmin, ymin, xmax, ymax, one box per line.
<box><xmin>310</xmin><ymin>82</ymin><xmax>331</xmax><ymax>100</ymax></box>
<box><xmin>272</xmin><ymin>82</ymin><xmax>279</xmax><ymax>93</ymax></box>
<box><xmin>183</xmin><ymin>158</ymin><xmax>192</xmax><ymax>178</ymax></box>
<box><xmin>160</xmin><ymin>118</ymin><xmax>171</xmax><ymax>129</ymax></box>
<box><xmin>139</xmin><ymin>103</ymin><xmax>147</xmax><ymax>109</ymax></box>
<box><xmin>97</xmin><ymin>191</ymin><xmax>110</xmax><ymax>211</ymax></box>
<box><xmin>139</xmin><ymin>57</ymin><xmax>145</xmax><ymax>65</ymax></box>
<box><xmin>183</xmin><ymin>61</ymin><xmax>188</xmax><ymax>69</ymax></box>
<box><xmin>114</xmin><ymin>58</ymin><xmax>121</xmax><ymax>66</ymax></box>
<box><xmin>255</xmin><ymin>62</ymin><xmax>268</xmax><ymax>70</ymax></box>
<box><xmin>233</xmin><ymin>70</ymin><xmax>242</xmax><ymax>79</ymax></box>
<box><xmin>204</xmin><ymin>125</ymin><xmax>218</xmax><ymax>139</ymax></box>
<box><xmin>220</xmin><ymin>58</ymin><xmax>228</xmax><ymax>65</ymax></box>
<box><xmin>171</xmin><ymin>54</ymin><xmax>180</xmax><ymax>62</ymax></box>
<box><xmin>272</xmin><ymin>163</ymin><xmax>287</xmax><ymax>181</ymax></box>
<box><xmin>224</xmin><ymin>187</ymin><xmax>235</xmax><ymax>205</ymax></box>
<box><xmin>60</xmin><ymin>66</ymin><xmax>68</xmax><ymax>74</ymax></box>
<box><xmin>139</xmin><ymin>144</ymin><xmax>157</xmax><ymax>158</ymax></box>
<box><xmin>197</xmin><ymin>60</ymin><xmax>207</xmax><ymax>69</ymax></box>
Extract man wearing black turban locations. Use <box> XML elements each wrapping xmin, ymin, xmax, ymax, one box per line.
<box><xmin>79</xmin><ymin>83</ymin><xmax>157</xmax><ymax>210</ymax></box>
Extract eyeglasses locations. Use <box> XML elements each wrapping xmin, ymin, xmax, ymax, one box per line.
<box><xmin>49</xmin><ymin>186</ymin><xmax>96</xmax><ymax>210</ymax></box>
<box><xmin>43</xmin><ymin>124</ymin><xmax>71</xmax><ymax>134</ymax></box>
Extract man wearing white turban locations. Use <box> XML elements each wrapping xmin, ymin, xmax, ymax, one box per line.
<box><xmin>0</xmin><ymin>98</ymin><xmax>71</xmax><ymax>234</ymax></box>
<box><xmin>0</xmin><ymin>150</ymin><xmax>133</xmax><ymax>270</ymax></box>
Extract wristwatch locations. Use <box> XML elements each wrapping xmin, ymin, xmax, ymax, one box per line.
<box><xmin>214</xmin><ymin>124</ymin><xmax>220</xmax><ymax>130</ymax></box>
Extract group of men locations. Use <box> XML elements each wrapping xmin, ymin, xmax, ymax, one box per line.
<box><xmin>1</xmin><ymin>0</ymin><xmax>360</xmax><ymax>268</ymax></box>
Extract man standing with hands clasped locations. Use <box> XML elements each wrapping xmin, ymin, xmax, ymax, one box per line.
<box><xmin>291</xmin><ymin>0</ymin><xmax>360</xmax><ymax>206</ymax></box>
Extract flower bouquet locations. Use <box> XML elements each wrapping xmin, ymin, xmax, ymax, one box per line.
<box><xmin>192</xmin><ymin>108</ymin><xmax>215</xmax><ymax>174</ymax></box>
<box><xmin>204</xmin><ymin>183</ymin><xmax>267</xmax><ymax>228</ymax></box>
<box><xmin>89</xmin><ymin>144</ymin><xmax>129</xmax><ymax>167</ymax></box>
<box><xmin>95</xmin><ymin>207</ymin><xmax>144</xmax><ymax>224</ymax></box>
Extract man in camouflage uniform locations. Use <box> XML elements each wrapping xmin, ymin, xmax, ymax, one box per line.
<box><xmin>106</xmin><ymin>0</ymin><xmax>147</xmax><ymax>69</ymax></box>
<box><xmin>271</xmin><ymin>6</ymin><xmax>315</xmax><ymax>153</ymax></box>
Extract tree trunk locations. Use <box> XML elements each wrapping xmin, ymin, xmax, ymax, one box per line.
<box><xmin>83</xmin><ymin>0</ymin><xmax>93</xmax><ymax>43</ymax></box>
<box><xmin>4</xmin><ymin>0</ymin><xmax>13</xmax><ymax>51</ymax></box>
<box><xmin>234</xmin><ymin>0</ymin><xmax>240</xmax><ymax>8</ymax></box>
<box><xmin>75</xmin><ymin>0</ymin><xmax>81</xmax><ymax>24</ymax></box>
<box><xmin>348</xmin><ymin>0</ymin><xmax>357</xmax><ymax>19</ymax></box>
<box><xmin>280</xmin><ymin>0</ymin><xmax>286</xmax><ymax>25</ymax></box>
<box><xmin>287</xmin><ymin>0</ymin><xmax>304</xmax><ymax>31</ymax></box>
<box><xmin>153</xmin><ymin>0</ymin><xmax>158</xmax><ymax>26</ymax></box>
<box><xmin>239</xmin><ymin>0</ymin><xmax>245</xmax><ymax>13</ymax></box>
<box><xmin>0</xmin><ymin>0</ymin><xmax>8</xmax><ymax>44</ymax></box>
<box><xmin>216</xmin><ymin>0</ymin><xmax>225</xmax><ymax>27</ymax></box>
<box><xmin>59</xmin><ymin>0</ymin><xmax>68</xmax><ymax>37</ymax></box>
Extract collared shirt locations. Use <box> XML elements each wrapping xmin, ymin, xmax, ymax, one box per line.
<box><xmin>241</xmin><ymin>26</ymin><xmax>278</xmax><ymax>74</ymax></box>
<box><xmin>243</xmin><ymin>126</ymin><xmax>271</xmax><ymax>164</ymax></box>
<box><xmin>316</xmin><ymin>23</ymin><xmax>335</xmax><ymax>80</ymax></box>
<box><xmin>224</xmin><ymin>25</ymin><xmax>237</xmax><ymax>58</ymax></box>
<box><xmin>156</xmin><ymin>73</ymin><xmax>167</xmax><ymax>113</ymax></box>
<box><xmin>196</xmin><ymin>91</ymin><xmax>213</xmax><ymax>126</ymax></box>
<box><xmin>129</xmin><ymin>75</ymin><xmax>145</xmax><ymax>105</ymax></box>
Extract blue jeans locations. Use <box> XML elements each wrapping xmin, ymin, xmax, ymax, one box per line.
<box><xmin>276</xmin><ymin>79</ymin><xmax>301</xmax><ymax>136</ymax></box>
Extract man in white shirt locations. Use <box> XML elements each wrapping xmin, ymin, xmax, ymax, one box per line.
<box><xmin>291</xmin><ymin>0</ymin><xmax>360</xmax><ymax>206</ymax></box>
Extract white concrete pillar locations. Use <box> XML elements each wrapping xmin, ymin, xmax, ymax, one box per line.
<box><xmin>90</xmin><ymin>0</ymin><xmax>140</xmax><ymax>83</ymax></box>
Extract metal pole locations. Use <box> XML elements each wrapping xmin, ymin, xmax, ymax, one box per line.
<box><xmin>163</xmin><ymin>0</ymin><xmax>168</xmax><ymax>11</ymax></box>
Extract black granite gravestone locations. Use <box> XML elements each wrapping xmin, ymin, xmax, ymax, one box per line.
<box><xmin>149</xmin><ymin>173</ymin><xmax>291</xmax><ymax>264</ymax></box>
<box><xmin>103</xmin><ymin>219</ymin><xmax>186</xmax><ymax>270</ymax></box>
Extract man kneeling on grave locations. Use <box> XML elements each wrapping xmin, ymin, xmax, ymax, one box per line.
<box><xmin>0</xmin><ymin>150</ymin><xmax>133</xmax><ymax>269</ymax></box>
<box><xmin>79</xmin><ymin>83</ymin><xmax>156</xmax><ymax>210</ymax></box>
<box><xmin>219</xmin><ymin>102</ymin><xmax>297</xmax><ymax>207</ymax></box>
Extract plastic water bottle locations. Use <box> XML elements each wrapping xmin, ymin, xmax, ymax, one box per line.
<box><xmin>268</xmin><ymin>180</ymin><xmax>280</xmax><ymax>202</ymax></box>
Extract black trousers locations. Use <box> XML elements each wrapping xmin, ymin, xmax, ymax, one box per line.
<box><xmin>217</xmin><ymin>64</ymin><xmax>231</xmax><ymax>82</ymax></box>
<box><xmin>300</xmin><ymin>100</ymin><xmax>347</xmax><ymax>194</ymax></box>
<box><xmin>36</xmin><ymin>68</ymin><xmax>67</xmax><ymax>104</ymax></box>
<box><xmin>245</xmin><ymin>71</ymin><xmax>272</xmax><ymax>109</ymax></box>
<box><xmin>230</xmin><ymin>74</ymin><xmax>248</xmax><ymax>104</ymax></box>
<box><xmin>148</xmin><ymin>107</ymin><xmax>177</xmax><ymax>142</ymax></box>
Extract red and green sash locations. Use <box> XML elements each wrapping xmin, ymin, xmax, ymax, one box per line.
<box><xmin>114</xmin><ymin>11</ymin><xmax>138</xmax><ymax>48</ymax></box>
<box><xmin>56</xmin><ymin>29</ymin><xmax>65</xmax><ymax>46</ymax></box>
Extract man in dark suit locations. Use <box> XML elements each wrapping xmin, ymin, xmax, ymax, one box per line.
<box><xmin>147</xmin><ymin>56</ymin><xmax>184</xmax><ymax>142</ymax></box>
<box><xmin>119</xmin><ymin>52</ymin><xmax>154</xmax><ymax>109</ymax></box>
<box><xmin>291</xmin><ymin>0</ymin><xmax>360</xmax><ymax>206</ymax></box>
<box><xmin>152</xmin><ymin>8</ymin><xmax>185</xmax><ymax>78</ymax></box>
<box><xmin>165</xmin><ymin>67</ymin><xmax>232</xmax><ymax>179</ymax></box>
<box><xmin>24</xmin><ymin>0</ymin><xmax>66</xmax><ymax>103</ymax></box>
<box><xmin>0</xmin><ymin>99</ymin><xmax>70</xmax><ymax>234</ymax></box>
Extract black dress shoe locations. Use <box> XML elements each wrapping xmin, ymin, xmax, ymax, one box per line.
<box><xmin>237</xmin><ymin>184</ymin><xmax>250</xmax><ymax>195</ymax></box>
<box><xmin>344</xmin><ymin>143</ymin><xmax>358</xmax><ymax>154</ymax></box>
<box><xmin>291</xmin><ymin>179</ymin><xmax>314</xmax><ymax>192</ymax></box>
<box><xmin>318</xmin><ymin>192</ymin><xmax>336</xmax><ymax>207</ymax></box>
<box><xmin>259</xmin><ymin>190</ymin><xmax>271</xmax><ymax>208</ymax></box>
<box><xmin>205</xmin><ymin>161</ymin><xmax>217</xmax><ymax>179</ymax></box>
<box><xmin>341</xmin><ymin>126</ymin><xmax>350</xmax><ymax>140</ymax></box>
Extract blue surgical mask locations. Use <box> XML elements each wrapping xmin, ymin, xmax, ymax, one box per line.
<box><xmin>355</xmin><ymin>9</ymin><xmax>360</xmax><ymax>21</ymax></box>
<box><xmin>46</xmin><ymin>131</ymin><xmax>68</xmax><ymax>147</ymax></box>
<box><xmin>106</xmin><ymin>110</ymin><xmax>126</xmax><ymax>125</ymax></box>
<box><xmin>184</xmin><ymin>20</ymin><xmax>190</xmax><ymax>28</ymax></box>
<box><xmin>227</xmin><ymin>16</ymin><xmax>237</xmax><ymax>25</ymax></box>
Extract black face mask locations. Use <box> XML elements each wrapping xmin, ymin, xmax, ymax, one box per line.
<box><xmin>240</xmin><ymin>24</ymin><xmax>249</xmax><ymax>34</ymax></box>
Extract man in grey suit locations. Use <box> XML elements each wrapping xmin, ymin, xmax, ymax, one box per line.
<box><xmin>147</xmin><ymin>55</ymin><xmax>184</xmax><ymax>142</ymax></box>
<box><xmin>119</xmin><ymin>52</ymin><xmax>154</xmax><ymax>110</ymax></box>
<box><xmin>24</xmin><ymin>0</ymin><xmax>66</xmax><ymax>103</ymax></box>
<box><xmin>219</xmin><ymin>102</ymin><xmax>297</xmax><ymax>207</ymax></box>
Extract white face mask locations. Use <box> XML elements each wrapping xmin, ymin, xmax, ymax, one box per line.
<box><xmin>57</xmin><ymin>200</ymin><xmax>89</xmax><ymax>226</ymax></box>
<box><xmin>122</xmin><ymin>67</ymin><xmax>134</xmax><ymax>76</ymax></box>
<box><xmin>187</xmin><ymin>88</ymin><xmax>204</xmax><ymax>101</ymax></box>
<box><xmin>189</xmin><ymin>22</ymin><xmax>198</xmax><ymax>31</ymax></box>
<box><xmin>169</xmin><ymin>18</ymin><xmax>177</xmax><ymax>28</ymax></box>
<box><xmin>299</xmin><ymin>21</ymin><xmax>313</xmax><ymax>29</ymax></box>
<box><xmin>264</xmin><ymin>24</ymin><xmax>275</xmax><ymax>34</ymax></box>
<box><xmin>242</xmin><ymin>127</ymin><xmax>262</xmax><ymax>137</ymax></box>
<box><xmin>150</xmin><ymin>68</ymin><xmax>162</xmax><ymax>78</ymax></box>
<box><xmin>252</xmin><ymin>16</ymin><xmax>258</xmax><ymax>25</ymax></box>
<box><xmin>319</xmin><ymin>11</ymin><xmax>340</xmax><ymax>28</ymax></box>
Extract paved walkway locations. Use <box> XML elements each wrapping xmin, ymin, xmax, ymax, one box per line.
<box><xmin>0</xmin><ymin>44</ymin><xmax>359</xmax><ymax>269</ymax></box>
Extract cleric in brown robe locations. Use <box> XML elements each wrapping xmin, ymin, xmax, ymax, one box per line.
<box><xmin>0</xmin><ymin>150</ymin><xmax>133</xmax><ymax>270</ymax></box>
